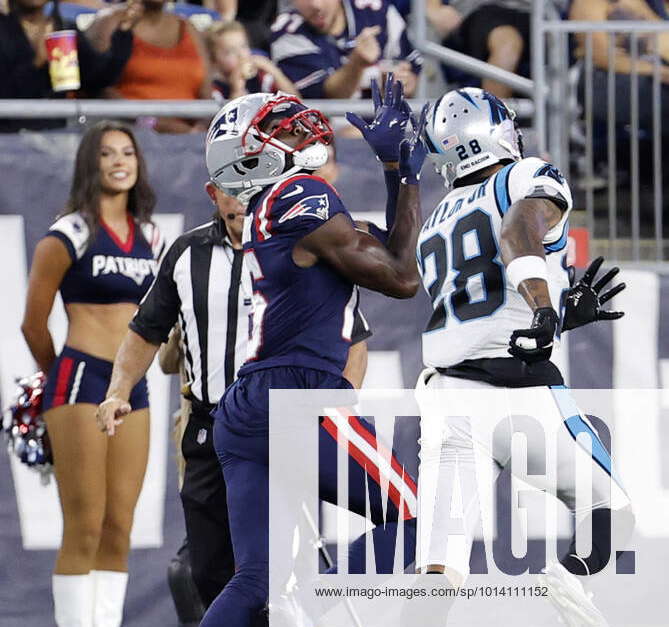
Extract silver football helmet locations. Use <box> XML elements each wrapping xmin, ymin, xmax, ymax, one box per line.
<box><xmin>205</xmin><ymin>92</ymin><xmax>333</xmax><ymax>204</ymax></box>
<box><xmin>424</xmin><ymin>87</ymin><xmax>523</xmax><ymax>188</ymax></box>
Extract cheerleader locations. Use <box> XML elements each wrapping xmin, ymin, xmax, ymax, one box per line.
<box><xmin>21</xmin><ymin>120</ymin><xmax>164</xmax><ymax>627</ymax></box>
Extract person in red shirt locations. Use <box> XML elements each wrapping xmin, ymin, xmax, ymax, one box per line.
<box><xmin>87</xmin><ymin>0</ymin><xmax>212</xmax><ymax>133</ymax></box>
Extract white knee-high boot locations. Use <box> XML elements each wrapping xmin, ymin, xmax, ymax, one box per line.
<box><xmin>52</xmin><ymin>574</ymin><xmax>94</xmax><ymax>627</ymax></box>
<box><xmin>91</xmin><ymin>570</ymin><xmax>128</xmax><ymax>627</ymax></box>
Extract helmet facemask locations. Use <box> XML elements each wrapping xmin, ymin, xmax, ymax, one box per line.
<box><xmin>243</xmin><ymin>95</ymin><xmax>333</xmax><ymax>172</ymax></box>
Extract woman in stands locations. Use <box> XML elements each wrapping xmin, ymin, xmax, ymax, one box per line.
<box><xmin>86</xmin><ymin>0</ymin><xmax>212</xmax><ymax>133</ymax></box>
<box><xmin>21</xmin><ymin>121</ymin><xmax>164</xmax><ymax>627</ymax></box>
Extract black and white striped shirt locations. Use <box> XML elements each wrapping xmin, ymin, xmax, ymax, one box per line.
<box><xmin>130</xmin><ymin>218</ymin><xmax>251</xmax><ymax>406</ymax></box>
<box><xmin>130</xmin><ymin>217</ymin><xmax>371</xmax><ymax>406</ymax></box>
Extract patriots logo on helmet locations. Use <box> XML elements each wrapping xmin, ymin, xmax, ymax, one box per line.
<box><xmin>278</xmin><ymin>194</ymin><xmax>330</xmax><ymax>223</ymax></box>
<box><xmin>207</xmin><ymin>107</ymin><xmax>239</xmax><ymax>144</ymax></box>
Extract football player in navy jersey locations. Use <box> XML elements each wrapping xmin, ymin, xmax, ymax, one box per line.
<box><xmin>21</xmin><ymin>121</ymin><xmax>164</xmax><ymax>627</ymax></box>
<box><xmin>270</xmin><ymin>0</ymin><xmax>422</xmax><ymax>99</ymax></box>
<box><xmin>192</xmin><ymin>79</ymin><xmax>427</xmax><ymax>627</ymax></box>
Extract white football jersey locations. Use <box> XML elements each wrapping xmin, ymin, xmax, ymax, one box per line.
<box><xmin>417</xmin><ymin>157</ymin><xmax>572</xmax><ymax>369</ymax></box>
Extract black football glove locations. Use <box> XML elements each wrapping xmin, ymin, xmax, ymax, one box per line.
<box><xmin>509</xmin><ymin>307</ymin><xmax>560</xmax><ymax>364</ymax></box>
<box><xmin>562</xmin><ymin>256</ymin><xmax>625</xmax><ymax>331</ymax></box>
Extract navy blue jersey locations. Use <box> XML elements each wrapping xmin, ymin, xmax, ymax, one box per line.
<box><xmin>269</xmin><ymin>0</ymin><xmax>422</xmax><ymax>99</ymax></box>
<box><xmin>45</xmin><ymin>212</ymin><xmax>165</xmax><ymax>305</ymax></box>
<box><xmin>239</xmin><ymin>174</ymin><xmax>357</xmax><ymax>377</ymax></box>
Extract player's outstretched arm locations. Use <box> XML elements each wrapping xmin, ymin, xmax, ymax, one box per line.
<box><xmin>347</xmin><ymin>75</ymin><xmax>413</xmax><ymax>239</ymax></box>
<box><xmin>96</xmin><ymin>329</ymin><xmax>159</xmax><ymax>435</ymax></box>
<box><xmin>500</xmin><ymin>197</ymin><xmax>565</xmax><ymax>363</ymax></box>
<box><xmin>294</xmin><ymin>210</ymin><xmax>419</xmax><ymax>298</ymax></box>
<box><xmin>295</xmin><ymin>106</ymin><xmax>428</xmax><ymax>298</ymax></box>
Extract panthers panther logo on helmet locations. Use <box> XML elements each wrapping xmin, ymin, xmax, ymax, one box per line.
<box><xmin>206</xmin><ymin>93</ymin><xmax>333</xmax><ymax>204</ymax></box>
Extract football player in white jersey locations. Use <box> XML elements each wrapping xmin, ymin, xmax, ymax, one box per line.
<box><xmin>414</xmin><ymin>87</ymin><xmax>634</xmax><ymax>626</ymax></box>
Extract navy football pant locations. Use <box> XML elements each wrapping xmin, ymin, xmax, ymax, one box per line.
<box><xmin>201</xmin><ymin>366</ymin><xmax>417</xmax><ymax>627</ymax></box>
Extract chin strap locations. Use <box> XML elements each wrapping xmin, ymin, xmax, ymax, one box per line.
<box><xmin>292</xmin><ymin>143</ymin><xmax>328</xmax><ymax>169</ymax></box>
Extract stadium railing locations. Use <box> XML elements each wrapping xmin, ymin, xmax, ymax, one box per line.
<box><xmin>532</xmin><ymin>0</ymin><xmax>668</xmax><ymax>262</ymax></box>
<box><xmin>1</xmin><ymin>0</ymin><xmax>666</xmax><ymax>261</ymax></box>
<box><xmin>411</xmin><ymin>0</ymin><xmax>668</xmax><ymax>262</ymax></box>
<box><xmin>0</xmin><ymin>99</ymin><xmax>536</xmax><ymax>120</ymax></box>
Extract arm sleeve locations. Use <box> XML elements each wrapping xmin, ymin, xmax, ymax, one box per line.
<box><xmin>129</xmin><ymin>240</ymin><xmax>183</xmax><ymax>345</ymax></box>
<box><xmin>76</xmin><ymin>26</ymin><xmax>133</xmax><ymax>92</ymax></box>
<box><xmin>496</xmin><ymin>157</ymin><xmax>573</xmax><ymax>252</ymax></box>
<box><xmin>383</xmin><ymin>168</ymin><xmax>400</xmax><ymax>231</ymax></box>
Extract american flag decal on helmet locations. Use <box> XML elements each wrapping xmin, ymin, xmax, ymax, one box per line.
<box><xmin>278</xmin><ymin>194</ymin><xmax>330</xmax><ymax>223</ymax></box>
<box><xmin>442</xmin><ymin>134</ymin><xmax>459</xmax><ymax>150</ymax></box>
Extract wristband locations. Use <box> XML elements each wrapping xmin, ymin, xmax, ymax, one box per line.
<box><xmin>506</xmin><ymin>255</ymin><xmax>548</xmax><ymax>291</ymax></box>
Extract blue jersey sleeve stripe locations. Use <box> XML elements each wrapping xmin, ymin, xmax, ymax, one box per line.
<box><xmin>544</xmin><ymin>221</ymin><xmax>569</xmax><ymax>254</ymax></box>
<box><xmin>493</xmin><ymin>163</ymin><xmax>515</xmax><ymax>217</ymax></box>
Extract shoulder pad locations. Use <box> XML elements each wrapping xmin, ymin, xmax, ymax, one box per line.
<box><xmin>507</xmin><ymin>158</ymin><xmax>572</xmax><ymax>249</ymax></box>
<box><xmin>273</xmin><ymin>176</ymin><xmax>338</xmax><ymax>216</ymax></box>
<box><xmin>255</xmin><ymin>175</ymin><xmax>343</xmax><ymax>240</ymax></box>
<box><xmin>494</xmin><ymin>158</ymin><xmax>572</xmax><ymax>216</ymax></box>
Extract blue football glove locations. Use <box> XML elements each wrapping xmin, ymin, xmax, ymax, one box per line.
<box><xmin>399</xmin><ymin>103</ymin><xmax>428</xmax><ymax>185</ymax></box>
<box><xmin>345</xmin><ymin>73</ymin><xmax>412</xmax><ymax>163</ymax></box>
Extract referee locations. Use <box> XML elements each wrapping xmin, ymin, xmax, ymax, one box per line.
<box><xmin>95</xmin><ymin>183</ymin><xmax>371</xmax><ymax>621</ymax></box>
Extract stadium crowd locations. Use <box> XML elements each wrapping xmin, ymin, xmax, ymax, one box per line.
<box><xmin>2</xmin><ymin>0</ymin><xmax>668</xmax><ymax>143</ymax></box>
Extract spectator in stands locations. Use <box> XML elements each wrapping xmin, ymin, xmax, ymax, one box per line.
<box><xmin>0</xmin><ymin>0</ymin><xmax>140</xmax><ymax>133</ymax></box>
<box><xmin>207</xmin><ymin>20</ymin><xmax>297</xmax><ymax>102</ymax></box>
<box><xmin>87</xmin><ymin>0</ymin><xmax>212</xmax><ymax>133</ymax></box>
<box><xmin>270</xmin><ymin>0</ymin><xmax>421</xmax><ymax>99</ymax></box>
<box><xmin>224</xmin><ymin>0</ymin><xmax>277</xmax><ymax>52</ymax></box>
<box><xmin>570</xmin><ymin>0</ymin><xmax>669</xmax><ymax>143</ymax></box>
<box><xmin>426</xmin><ymin>0</ymin><xmax>537</xmax><ymax>98</ymax></box>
